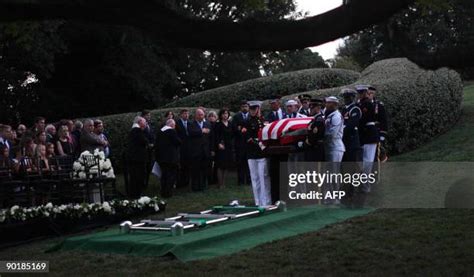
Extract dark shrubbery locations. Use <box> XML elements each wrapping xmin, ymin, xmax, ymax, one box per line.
<box><xmin>277</xmin><ymin>58</ymin><xmax>463</xmax><ymax>153</ymax></box>
<box><xmin>164</xmin><ymin>68</ymin><xmax>360</xmax><ymax>111</ymax></box>
<box><xmin>99</xmin><ymin>58</ymin><xmax>463</xmax><ymax>168</ymax></box>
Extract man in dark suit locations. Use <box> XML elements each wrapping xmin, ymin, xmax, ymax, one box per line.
<box><xmin>265</xmin><ymin>98</ymin><xmax>286</xmax><ymax>123</ymax></box>
<box><xmin>141</xmin><ymin>110</ymin><xmax>156</xmax><ymax>189</ymax></box>
<box><xmin>232</xmin><ymin>101</ymin><xmax>251</xmax><ymax>186</ymax></box>
<box><xmin>80</xmin><ymin>119</ymin><xmax>107</xmax><ymax>153</ymax></box>
<box><xmin>188</xmin><ymin>108</ymin><xmax>212</xmax><ymax>191</ymax></box>
<box><xmin>0</xmin><ymin>125</ymin><xmax>13</xmax><ymax>158</ymax></box>
<box><xmin>126</xmin><ymin>116</ymin><xmax>149</xmax><ymax>198</ymax></box>
<box><xmin>175</xmin><ymin>109</ymin><xmax>190</xmax><ymax>188</ymax></box>
<box><xmin>155</xmin><ymin>119</ymin><xmax>181</xmax><ymax>198</ymax></box>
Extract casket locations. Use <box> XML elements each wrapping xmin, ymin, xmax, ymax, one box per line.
<box><xmin>259</xmin><ymin>118</ymin><xmax>312</xmax><ymax>146</ymax></box>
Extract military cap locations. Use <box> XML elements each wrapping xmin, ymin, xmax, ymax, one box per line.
<box><xmin>298</xmin><ymin>94</ymin><xmax>312</xmax><ymax>101</ymax></box>
<box><xmin>325</xmin><ymin>96</ymin><xmax>339</xmax><ymax>103</ymax></box>
<box><xmin>309</xmin><ymin>98</ymin><xmax>324</xmax><ymax>105</ymax></box>
<box><xmin>247</xmin><ymin>100</ymin><xmax>263</xmax><ymax>108</ymax></box>
<box><xmin>341</xmin><ymin>88</ymin><xmax>357</xmax><ymax>97</ymax></box>
<box><xmin>286</xmin><ymin>99</ymin><xmax>299</xmax><ymax>106</ymax></box>
<box><xmin>355</xmin><ymin>84</ymin><xmax>370</xmax><ymax>93</ymax></box>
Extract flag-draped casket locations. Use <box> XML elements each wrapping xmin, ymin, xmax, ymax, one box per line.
<box><xmin>259</xmin><ymin>118</ymin><xmax>313</xmax><ymax>146</ymax></box>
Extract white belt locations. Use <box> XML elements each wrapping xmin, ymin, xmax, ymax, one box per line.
<box><xmin>366</xmin><ymin>122</ymin><xmax>376</xmax><ymax>126</ymax></box>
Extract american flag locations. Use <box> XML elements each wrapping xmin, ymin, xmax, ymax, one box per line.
<box><xmin>259</xmin><ymin>118</ymin><xmax>313</xmax><ymax>145</ymax></box>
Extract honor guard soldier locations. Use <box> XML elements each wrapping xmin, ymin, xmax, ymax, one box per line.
<box><xmin>298</xmin><ymin>94</ymin><xmax>312</xmax><ymax>116</ymax></box>
<box><xmin>285</xmin><ymin>99</ymin><xmax>307</xmax><ymax>118</ymax></box>
<box><xmin>323</xmin><ymin>96</ymin><xmax>345</xmax><ymax>204</ymax></box>
<box><xmin>340</xmin><ymin>89</ymin><xmax>362</xmax><ymax>207</ymax></box>
<box><xmin>324</xmin><ymin>96</ymin><xmax>345</xmax><ymax>162</ymax></box>
<box><xmin>242</xmin><ymin>101</ymin><xmax>271</xmax><ymax>206</ymax></box>
<box><xmin>341</xmin><ymin>89</ymin><xmax>362</xmax><ymax>162</ymax></box>
<box><xmin>368</xmin><ymin>86</ymin><xmax>388</xmax><ymax>162</ymax></box>
<box><xmin>287</xmin><ymin>98</ymin><xmax>307</xmax><ymax>165</ymax></box>
<box><xmin>304</xmin><ymin>98</ymin><xmax>325</xmax><ymax>162</ymax></box>
<box><xmin>355</xmin><ymin>85</ymin><xmax>379</xmax><ymax>190</ymax></box>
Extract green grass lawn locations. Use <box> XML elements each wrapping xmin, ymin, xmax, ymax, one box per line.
<box><xmin>1</xmin><ymin>86</ymin><xmax>474</xmax><ymax>276</ymax></box>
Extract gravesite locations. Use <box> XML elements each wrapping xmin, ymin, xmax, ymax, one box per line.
<box><xmin>1</xmin><ymin>0</ymin><xmax>474</xmax><ymax>275</ymax></box>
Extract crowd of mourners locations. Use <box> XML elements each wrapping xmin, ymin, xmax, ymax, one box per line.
<box><xmin>1</xmin><ymin>84</ymin><xmax>388</xmax><ymax>209</ymax></box>
<box><xmin>0</xmin><ymin>117</ymin><xmax>110</xmax><ymax>178</ymax></box>
<box><xmin>126</xmin><ymin>85</ymin><xmax>388</xmax><ymax>209</ymax></box>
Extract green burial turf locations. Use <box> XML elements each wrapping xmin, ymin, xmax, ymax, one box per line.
<box><xmin>48</xmin><ymin>206</ymin><xmax>373</xmax><ymax>262</ymax></box>
<box><xmin>0</xmin><ymin>85</ymin><xmax>473</xmax><ymax>276</ymax></box>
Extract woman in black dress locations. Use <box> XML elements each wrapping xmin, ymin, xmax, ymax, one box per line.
<box><xmin>214</xmin><ymin>109</ymin><xmax>234</xmax><ymax>188</ymax></box>
<box><xmin>56</xmin><ymin>125</ymin><xmax>74</xmax><ymax>156</ymax></box>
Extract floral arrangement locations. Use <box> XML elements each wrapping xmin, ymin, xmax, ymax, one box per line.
<box><xmin>0</xmin><ymin>196</ymin><xmax>165</xmax><ymax>224</ymax></box>
<box><xmin>73</xmin><ymin>149</ymin><xmax>115</xmax><ymax>179</ymax></box>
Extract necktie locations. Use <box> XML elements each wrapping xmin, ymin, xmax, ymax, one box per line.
<box><xmin>183</xmin><ymin>120</ymin><xmax>188</xmax><ymax>135</ymax></box>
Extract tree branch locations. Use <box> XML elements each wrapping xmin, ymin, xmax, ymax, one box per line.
<box><xmin>0</xmin><ymin>0</ymin><xmax>414</xmax><ymax>51</ymax></box>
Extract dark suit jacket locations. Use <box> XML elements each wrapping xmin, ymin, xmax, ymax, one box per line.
<box><xmin>0</xmin><ymin>139</ymin><xmax>14</xmax><ymax>159</ymax></box>
<box><xmin>232</xmin><ymin>112</ymin><xmax>249</xmax><ymax>151</ymax></box>
<box><xmin>176</xmin><ymin>119</ymin><xmax>189</xmax><ymax>141</ymax></box>
<box><xmin>155</xmin><ymin>128</ymin><xmax>181</xmax><ymax>165</ymax></box>
<box><xmin>208</xmin><ymin>121</ymin><xmax>217</xmax><ymax>153</ymax></box>
<box><xmin>127</xmin><ymin>127</ymin><xmax>149</xmax><ymax>163</ymax></box>
<box><xmin>144</xmin><ymin>122</ymin><xmax>156</xmax><ymax>145</ymax></box>
<box><xmin>80</xmin><ymin>131</ymin><xmax>104</xmax><ymax>153</ymax></box>
<box><xmin>175</xmin><ymin>119</ymin><xmax>189</xmax><ymax>161</ymax></box>
<box><xmin>187</xmin><ymin>120</ymin><xmax>211</xmax><ymax>160</ymax></box>
<box><xmin>265</xmin><ymin>109</ymin><xmax>287</xmax><ymax>123</ymax></box>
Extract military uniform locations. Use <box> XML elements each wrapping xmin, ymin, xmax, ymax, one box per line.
<box><xmin>298</xmin><ymin>107</ymin><xmax>311</xmax><ymax>116</ymax></box>
<box><xmin>373</xmin><ymin>97</ymin><xmax>388</xmax><ymax>162</ymax></box>
<box><xmin>322</xmin><ymin>97</ymin><xmax>345</xmax><ymax>204</ymax></box>
<box><xmin>286</xmin><ymin>99</ymin><xmax>307</xmax><ymax>119</ymax></box>
<box><xmin>324</xmin><ymin>111</ymin><xmax>345</xmax><ymax>161</ymax></box>
<box><xmin>286</xmin><ymin>112</ymin><xmax>307</xmax><ymax>119</ymax></box>
<box><xmin>340</xmin><ymin>90</ymin><xmax>362</xmax><ymax>207</ymax></box>
<box><xmin>341</xmin><ymin>102</ymin><xmax>362</xmax><ymax>162</ymax></box>
<box><xmin>298</xmin><ymin>94</ymin><xmax>312</xmax><ymax>116</ymax></box>
<box><xmin>304</xmin><ymin>112</ymin><xmax>325</xmax><ymax>162</ymax></box>
<box><xmin>244</xmin><ymin>115</ymin><xmax>265</xmax><ymax>160</ymax></box>
<box><xmin>244</xmin><ymin>101</ymin><xmax>271</xmax><ymax>206</ymax></box>
<box><xmin>358</xmin><ymin>98</ymin><xmax>380</xmax><ymax>146</ymax></box>
<box><xmin>374</xmin><ymin>98</ymin><xmax>388</xmax><ymax>140</ymax></box>
<box><xmin>356</xmin><ymin>85</ymin><xmax>380</xmax><ymax>194</ymax></box>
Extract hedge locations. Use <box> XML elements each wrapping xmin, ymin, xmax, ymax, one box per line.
<box><xmin>164</xmin><ymin>68</ymin><xmax>360</xmax><ymax>111</ymax></box>
<box><xmin>274</xmin><ymin>58</ymin><xmax>463</xmax><ymax>154</ymax></box>
<box><xmin>96</xmin><ymin>58</ymin><xmax>462</xmax><ymax>169</ymax></box>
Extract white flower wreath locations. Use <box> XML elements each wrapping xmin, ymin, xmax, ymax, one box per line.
<box><xmin>0</xmin><ymin>196</ymin><xmax>166</xmax><ymax>223</ymax></box>
<box><xmin>73</xmin><ymin>149</ymin><xmax>115</xmax><ymax>179</ymax></box>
